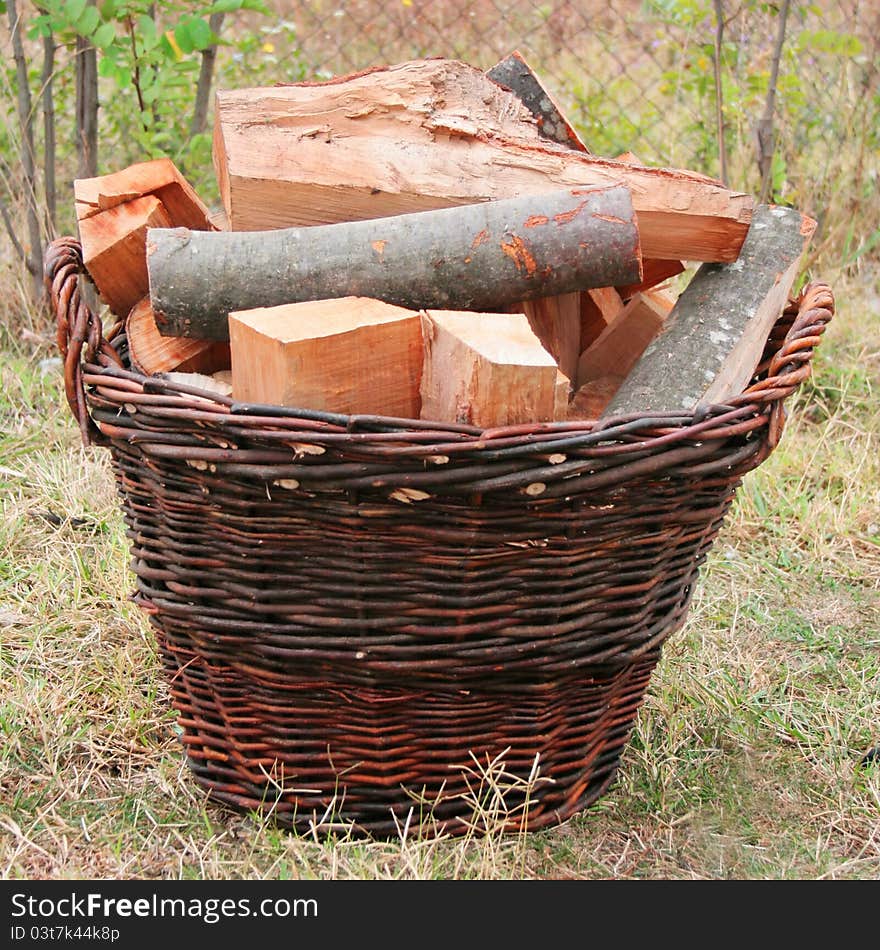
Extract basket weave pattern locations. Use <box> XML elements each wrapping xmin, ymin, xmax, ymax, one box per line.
<box><xmin>48</xmin><ymin>237</ymin><xmax>834</xmax><ymax>836</ymax></box>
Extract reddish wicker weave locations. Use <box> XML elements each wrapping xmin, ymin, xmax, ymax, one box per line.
<box><xmin>48</xmin><ymin>237</ymin><xmax>834</xmax><ymax>837</ymax></box>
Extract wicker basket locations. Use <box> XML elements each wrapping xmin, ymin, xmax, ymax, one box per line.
<box><xmin>47</xmin><ymin>236</ymin><xmax>834</xmax><ymax>837</ymax></box>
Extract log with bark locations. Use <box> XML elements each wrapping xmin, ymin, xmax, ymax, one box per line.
<box><xmin>604</xmin><ymin>204</ymin><xmax>817</xmax><ymax>416</ymax></box>
<box><xmin>147</xmin><ymin>185</ymin><xmax>642</xmax><ymax>340</ymax></box>
<box><xmin>213</xmin><ymin>58</ymin><xmax>753</xmax><ymax>261</ymax></box>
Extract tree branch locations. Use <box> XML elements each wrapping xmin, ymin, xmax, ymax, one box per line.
<box><xmin>757</xmin><ymin>0</ymin><xmax>791</xmax><ymax>203</ymax></box>
<box><xmin>712</xmin><ymin>0</ymin><xmax>728</xmax><ymax>186</ymax></box>
<box><xmin>41</xmin><ymin>29</ymin><xmax>57</xmax><ymax>237</ymax></box>
<box><xmin>0</xmin><ymin>195</ymin><xmax>30</xmax><ymax>271</ymax></box>
<box><xmin>7</xmin><ymin>0</ymin><xmax>45</xmax><ymax>298</ymax></box>
<box><xmin>75</xmin><ymin>1</ymin><xmax>99</xmax><ymax>178</ymax></box>
<box><xmin>189</xmin><ymin>11</ymin><xmax>225</xmax><ymax>139</ymax></box>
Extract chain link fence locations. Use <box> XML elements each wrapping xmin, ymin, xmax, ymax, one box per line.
<box><xmin>264</xmin><ymin>1</ymin><xmax>879</xmax><ymax>255</ymax></box>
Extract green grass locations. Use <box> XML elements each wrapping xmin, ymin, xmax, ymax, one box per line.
<box><xmin>1</xmin><ymin>268</ymin><xmax>878</xmax><ymax>880</ymax></box>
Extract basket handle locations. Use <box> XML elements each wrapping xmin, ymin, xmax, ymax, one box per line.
<box><xmin>740</xmin><ymin>280</ymin><xmax>834</xmax><ymax>449</ymax></box>
<box><xmin>45</xmin><ymin>237</ymin><xmax>124</xmax><ymax>446</ymax></box>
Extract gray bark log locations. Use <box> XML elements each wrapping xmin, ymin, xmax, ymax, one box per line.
<box><xmin>604</xmin><ymin>204</ymin><xmax>812</xmax><ymax>417</ymax></box>
<box><xmin>148</xmin><ymin>185</ymin><xmax>641</xmax><ymax>340</ymax></box>
<box><xmin>486</xmin><ymin>51</ymin><xmax>589</xmax><ymax>153</ymax></box>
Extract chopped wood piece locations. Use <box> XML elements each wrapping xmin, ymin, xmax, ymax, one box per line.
<box><xmin>486</xmin><ymin>50</ymin><xmax>590</xmax><ymax>153</ymax></box>
<box><xmin>614</xmin><ymin>151</ymin><xmax>643</xmax><ymax>164</ymax></box>
<box><xmin>207</xmin><ymin>208</ymin><xmax>229</xmax><ymax>230</ymax></box>
<box><xmin>580</xmin><ymin>286</ymin><xmax>625</xmax><ymax>350</ymax></box>
<box><xmin>642</xmin><ymin>285</ymin><xmax>677</xmax><ymax>313</ymax></box>
<box><xmin>617</xmin><ymin>258</ymin><xmax>686</xmax><ymax>299</ymax></box>
<box><xmin>213</xmin><ymin>58</ymin><xmax>753</xmax><ymax>260</ymax></box>
<box><xmin>568</xmin><ymin>375</ymin><xmax>623</xmax><ymax>419</ymax></box>
<box><xmin>78</xmin><ymin>194</ymin><xmax>172</xmax><ymax>317</ymax></box>
<box><xmin>126</xmin><ymin>297</ymin><xmax>230</xmax><ymax>376</ymax></box>
<box><xmin>577</xmin><ymin>292</ymin><xmax>668</xmax><ymax>388</ymax></box>
<box><xmin>554</xmin><ymin>370</ymin><xmax>572</xmax><ymax>421</ymax></box>
<box><xmin>508</xmin><ymin>291</ymin><xmax>581</xmax><ymax>383</ymax></box>
<box><xmin>148</xmin><ymin>185</ymin><xmax>641</xmax><ymax>340</ymax></box>
<box><xmin>162</xmin><ymin>371</ymin><xmax>233</xmax><ymax>398</ymax></box>
<box><xmin>74</xmin><ymin>157</ymin><xmax>213</xmax><ymax>230</ymax></box>
<box><xmin>419</xmin><ymin>310</ymin><xmax>559</xmax><ymax>428</ymax></box>
<box><xmin>605</xmin><ymin>205</ymin><xmax>817</xmax><ymax>416</ymax></box>
<box><xmin>229</xmin><ymin>296</ymin><xmax>423</xmax><ymax>417</ymax></box>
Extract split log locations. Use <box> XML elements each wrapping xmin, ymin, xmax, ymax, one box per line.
<box><xmin>147</xmin><ymin>185</ymin><xmax>641</xmax><ymax>340</ymax></box>
<box><xmin>161</xmin><ymin>371</ymin><xmax>233</xmax><ymax>399</ymax></box>
<box><xmin>126</xmin><ymin>298</ymin><xmax>230</xmax><ymax>376</ymax></box>
<box><xmin>580</xmin><ymin>286</ymin><xmax>625</xmax><ymax>350</ymax></box>
<box><xmin>507</xmin><ymin>292</ymin><xmax>581</xmax><ymax>384</ymax></box>
<box><xmin>74</xmin><ymin>157</ymin><xmax>213</xmax><ymax>230</ymax></box>
<box><xmin>213</xmin><ymin>58</ymin><xmax>752</xmax><ymax>261</ymax></box>
<box><xmin>555</xmin><ymin>370</ymin><xmax>572</xmax><ymax>421</ymax></box>
<box><xmin>577</xmin><ymin>292</ymin><xmax>668</xmax><ymax>388</ymax></box>
<box><xmin>229</xmin><ymin>296</ymin><xmax>423</xmax><ymax>418</ymax></box>
<box><xmin>486</xmin><ymin>50</ymin><xmax>589</xmax><ymax>153</ymax></box>
<box><xmin>617</xmin><ymin>257</ymin><xmax>686</xmax><ymax>299</ymax></box>
<box><xmin>604</xmin><ymin>205</ymin><xmax>817</xmax><ymax>416</ymax></box>
<box><xmin>78</xmin><ymin>194</ymin><xmax>172</xmax><ymax>317</ymax></box>
<box><xmin>420</xmin><ymin>310</ymin><xmax>559</xmax><ymax>427</ymax></box>
<box><xmin>568</xmin><ymin>375</ymin><xmax>622</xmax><ymax>419</ymax></box>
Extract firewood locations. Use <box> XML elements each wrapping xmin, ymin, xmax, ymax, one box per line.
<box><xmin>228</xmin><ymin>296</ymin><xmax>423</xmax><ymax>418</ymax></box>
<box><xmin>568</xmin><ymin>375</ymin><xmax>622</xmax><ymax>419</ymax></box>
<box><xmin>604</xmin><ymin>205</ymin><xmax>817</xmax><ymax>416</ymax></box>
<box><xmin>147</xmin><ymin>185</ymin><xmax>641</xmax><ymax>340</ymax></box>
<box><xmin>126</xmin><ymin>297</ymin><xmax>229</xmax><ymax>376</ymax></box>
<box><xmin>213</xmin><ymin>58</ymin><xmax>752</xmax><ymax>261</ymax></box>
<box><xmin>78</xmin><ymin>194</ymin><xmax>171</xmax><ymax>317</ymax></box>
<box><xmin>508</xmin><ymin>292</ymin><xmax>581</xmax><ymax>384</ymax></box>
<box><xmin>617</xmin><ymin>258</ymin><xmax>686</xmax><ymax>299</ymax></box>
<box><xmin>577</xmin><ymin>292</ymin><xmax>668</xmax><ymax>388</ymax></box>
<box><xmin>555</xmin><ymin>370</ymin><xmax>572</xmax><ymax>421</ymax></box>
<box><xmin>487</xmin><ymin>52</ymin><xmax>590</xmax><ymax>365</ymax></box>
<box><xmin>74</xmin><ymin>157</ymin><xmax>213</xmax><ymax>230</ymax></box>
<box><xmin>580</xmin><ymin>286</ymin><xmax>625</xmax><ymax>350</ymax></box>
<box><xmin>161</xmin><ymin>371</ymin><xmax>233</xmax><ymax>399</ymax></box>
<box><xmin>486</xmin><ymin>50</ymin><xmax>590</xmax><ymax>153</ymax></box>
<box><xmin>642</xmin><ymin>285</ymin><xmax>677</xmax><ymax>313</ymax></box>
<box><xmin>420</xmin><ymin>310</ymin><xmax>559</xmax><ymax>428</ymax></box>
